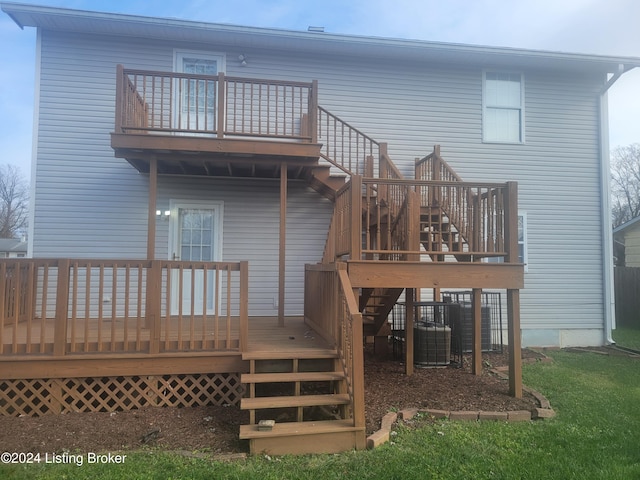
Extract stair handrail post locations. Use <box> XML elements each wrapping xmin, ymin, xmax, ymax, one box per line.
<box><xmin>239</xmin><ymin>261</ymin><xmax>249</xmax><ymax>352</ymax></box>
<box><xmin>379</xmin><ymin>143</ymin><xmax>388</xmax><ymax>199</ymax></box>
<box><xmin>309</xmin><ymin>80</ymin><xmax>318</xmax><ymax>144</ymax></box>
<box><xmin>217</xmin><ymin>72</ymin><xmax>226</xmax><ymax>138</ymax></box>
<box><xmin>350</xmin><ymin>175</ymin><xmax>363</xmax><ymax>261</ymax></box>
<box><xmin>433</xmin><ymin>145</ymin><xmax>442</xmax><ymax>207</ymax></box>
<box><xmin>504</xmin><ymin>181</ymin><xmax>519</xmax><ymax>263</ymax></box>
<box><xmin>115</xmin><ymin>64</ymin><xmax>124</xmax><ymax>133</ymax></box>
<box><xmin>433</xmin><ymin>145</ymin><xmax>442</xmax><ymax>181</ymax></box>
<box><xmin>407</xmin><ymin>190</ymin><xmax>421</xmax><ymax>261</ymax></box>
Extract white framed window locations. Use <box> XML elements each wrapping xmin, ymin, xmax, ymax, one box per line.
<box><xmin>483</xmin><ymin>71</ymin><xmax>524</xmax><ymax>143</ymax></box>
<box><xmin>486</xmin><ymin>212</ymin><xmax>528</xmax><ymax>272</ymax></box>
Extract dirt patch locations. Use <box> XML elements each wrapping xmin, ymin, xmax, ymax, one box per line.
<box><xmin>0</xmin><ymin>348</ymin><xmax>543</xmax><ymax>455</ymax></box>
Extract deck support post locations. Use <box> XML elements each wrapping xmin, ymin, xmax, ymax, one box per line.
<box><xmin>147</xmin><ymin>157</ymin><xmax>157</xmax><ymax>261</ymax></box>
<box><xmin>405</xmin><ymin>287</ymin><xmax>414</xmax><ymax>376</ymax></box>
<box><xmin>471</xmin><ymin>288</ymin><xmax>482</xmax><ymax>375</ymax></box>
<box><xmin>508</xmin><ymin>289</ymin><xmax>523</xmax><ymax>398</ymax></box>
<box><xmin>278</xmin><ymin>165</ymin><xmax>287</xmax><ymax>327</ymax></box>
<box><xmin>504</xmin><ymin>181</ymin><xmax>522</xmax><ymax>397</ymax></box>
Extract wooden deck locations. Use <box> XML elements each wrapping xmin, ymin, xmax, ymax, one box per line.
<box><xmin>1</xmin><ymin>316</ymin><xmax>333</xmax><ymax>362</ymax></box>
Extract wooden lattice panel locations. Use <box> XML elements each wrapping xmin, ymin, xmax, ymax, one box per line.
<box><xmin>0</xmin><ymin>379</ymin><xmax>57</xmax><ymax>416</ymax></box>
<box><xmin>0</xmin><ymin>373</ymin><xmax>242</xmax><ymax>417</ymax></box>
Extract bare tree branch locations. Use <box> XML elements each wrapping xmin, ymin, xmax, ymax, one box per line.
<box><xmin>611</xmin><ymin>144</ymin><xmax>640</xmax><ymax>228</ymax></box>
<box><xmin>0</xmin><ymin>165</ymin><xmax>29</xmax><ymax>238</ymax></box>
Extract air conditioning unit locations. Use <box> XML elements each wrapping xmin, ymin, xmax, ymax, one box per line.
<box><xmin>413</xmin><ymin>323</ymin><xmax>451</xmax><ymax>366</ymax></box>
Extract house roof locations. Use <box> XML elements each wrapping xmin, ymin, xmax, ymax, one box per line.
<box><xmin>613</xmin><ymin>216</ymin><xmax>640</xmax><ymax>236</ymax></box>
<box><xmin>0</xmin><ymin>238</ymin><xmax>27</xmax><ymax>253</ymax></box>
<box><xmin>3</xmin><ymin>2</ymin><xmax>640</xmax><ymax>75</ymax></box>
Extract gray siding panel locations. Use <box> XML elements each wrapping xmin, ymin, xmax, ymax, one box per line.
<box><xmin>33</xmin><ymin>29</ymin><xmax>606</xmax><ymax>337</ymax></box>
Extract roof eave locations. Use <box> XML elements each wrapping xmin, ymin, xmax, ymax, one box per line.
<box><xmin>2</xmin><ymin>2</ymin><xmax>640</xmax><ymax>73</ymax></box>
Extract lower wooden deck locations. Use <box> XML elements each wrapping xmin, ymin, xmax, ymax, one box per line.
<box><xmin>0</xmin><ymin>316</ymin><xmax>333</xmax><ymax>380</ymax></box>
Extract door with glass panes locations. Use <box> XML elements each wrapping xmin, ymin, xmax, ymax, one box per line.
<box><xmin>174</xmin><ymin>51</ymin><xmax>225</xmax><ymax>133</ymax></box>
<box><xmin>169</xmin><ymin>201</ymin><xmax>223</xmax><ymax>315</ymax></box>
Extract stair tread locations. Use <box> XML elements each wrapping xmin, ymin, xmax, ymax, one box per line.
<box><xmin>240</xmin><ymin>419</ymin><xmax>363</xmax><ymax>439</ymax></box>
<box><xmin>241</xmin><ymin>393</ymin><xmax>350</xmax><ymax>410</ymax></box>
<box><xmin>241</xmin><ymin>371</ymin><xmax>345</xmax><ymax>383</ymax></box>
<box><xmin>242</xmin><ymin>349</ymin><xmax>338</xmax><ymax>360</ymax></box>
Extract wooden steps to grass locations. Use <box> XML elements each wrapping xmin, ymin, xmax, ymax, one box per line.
<box><xmin>239</xmin><ymin>348</ymin><xmax>364</xmax><ymax>454</ymax></box>
<box><xmin>242</xmin><ymin>393</ymin><xmax>350</xmax><ymax>410</ymax></box>
<box><xmin>240</xmin><ymin>419</ymin><xmax>364</xmax><ymax>455</ymax></box>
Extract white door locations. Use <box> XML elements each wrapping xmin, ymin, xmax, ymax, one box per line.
<box><xmin>174</xmin><ymin>51</ymin><xmax>225</xmax><ymax>133</ymax></box>
<box><xmin>169</xmin><ymin>201</ymin><xmax>223</xmax><ymax>315</ymax></box>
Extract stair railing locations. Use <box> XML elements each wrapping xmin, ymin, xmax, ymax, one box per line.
<box><xmin>317</xmin><ymin>107</ymin><xmax>380</xmax><ymax>176</ymax></box>
<box><xmin>415</xmin><ymin>146</ymin><xmax>473</xmax><ymax>249</ymax></box>
<box><xmin>303</xmin><ymin>262</ymin><xmax>365</xmax><ymax>433</ymax></box>
<box><xmin>336</xmin><ymin>263</ymin><xmax>365</xmax><ymax>431</ymax></box>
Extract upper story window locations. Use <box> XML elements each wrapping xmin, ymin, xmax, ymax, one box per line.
<box><xmin>483</xmin><ymin>72</ymin><xmax>524</xmax><ymax>143</ymax></box>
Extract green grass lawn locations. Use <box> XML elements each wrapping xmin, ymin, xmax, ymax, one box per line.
<box><xmin>3</xmin><ymin>350</ymin><xmax>639</xmax><ymax>480</ymax></box>
<box><xmin>612</xmin><ymin>326</ymin><xmax>640</xmax><ymax>350</ymax></box>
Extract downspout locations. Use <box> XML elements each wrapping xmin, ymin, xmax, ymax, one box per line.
<box><xmin>598</xmin><ymin>63</ymin><xmax>633</xmax><ymax>345</ymax></box>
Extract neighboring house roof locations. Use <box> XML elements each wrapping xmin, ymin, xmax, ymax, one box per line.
<box><xmin>613</xmin><ymin>215</ymin><xmax>640</xmax><ymax>237</ymax></box>
<box><xmin>3</xmin><ymin>2</ymin><xmax>640</xmax><ymax>75</ymax></box>
<box><xmin>0</xmin><ymin>238</ymin><xmax>27</xmax><ymax>254</ymax></box>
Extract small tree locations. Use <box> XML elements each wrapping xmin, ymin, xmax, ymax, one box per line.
<box><xmin>0</xmin><ymin>165</ymin><xmax>29</xmax><ymax>238</ymax></box>
<box><xmin>611</xmin><ymin>144</ymin><xmax>640</xmax><ymax>228</ymax></box>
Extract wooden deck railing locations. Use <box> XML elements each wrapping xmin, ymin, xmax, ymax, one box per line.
<box><xmin>304</xmin><ymin>263</ymin><xmax>365</xmax><ymax>431</ymax></box>
<box><xmin>324</xmin><ymin>175</ymin><xmax>516</xmax><ymax>262</ymax></box>
<box><xmin>115</xmin><ymin>65</ymin><xmax>317</xmax><ymax>141</ymax></box>
<box><xmin>0</xmin><ymin>259</ymin><xmax>248</xmax><ymax>356</ymax></box>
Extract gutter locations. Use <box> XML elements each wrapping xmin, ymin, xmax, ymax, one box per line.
<box><xmin>599</xmin><ymin>63</ymin><xmax>635</xmax><ymax>345</ymax></box>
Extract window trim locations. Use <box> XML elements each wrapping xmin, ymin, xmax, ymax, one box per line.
<box><xmin>485</xmin><ymin>211</ymin><xmax>528</xmax><ymax>272</ymax></box>
<box><xmin>518</xmin><ymin>211</ymin><xmax>528</xmax><ymax>273</ymax></box>
<box><xmin>482</xmin><ymin>70</ymin><xmax>525</xmax><ymax>144</ymax></box>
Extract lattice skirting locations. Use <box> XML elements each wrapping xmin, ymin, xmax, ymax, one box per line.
<box><xmin>0</xmin><ymin>373</ymin><xmax>243</xmax><ymax>417</ymax></box>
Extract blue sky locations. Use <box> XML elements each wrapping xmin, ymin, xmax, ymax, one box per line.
<box><xmin>1</xmin><ymin>0</ymin><xmax>639</xmax><ymax>180</ymax></box>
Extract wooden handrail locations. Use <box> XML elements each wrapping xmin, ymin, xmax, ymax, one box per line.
<box><xmin>0</xmin><ymin>259</ymin><xmax>250</xmax><ymax>357</ymax></box>
<box><xmin>116</xmin><ymin>66</ymin><xmax>315</xmax><ymax>140</ymax></box>
<box><xmin>318</xmin><ymin>106</ymin><xmax>380</xmax><ymax>175</ymax></box>
<box><xmin>337</xmin><ymin>264</ymin><xmax>365</xmax><ymax>430</ymax></box>
<box><xmin>303</xmin><ymin>263</ymin><xmax>365</xmax><ymax>431</ymax></box>
<box><xmin>415</xmin><ymin>145</ymin><xmax>463</xmax><ymax>183</ymax></box>
<box><xmin>360</xmin><ymin>178</ymin><xmax>514</xmax><ymax>261</ymax></box>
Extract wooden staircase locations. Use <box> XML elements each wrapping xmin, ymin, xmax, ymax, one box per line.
<box><xmin>239</xmin><ymin>349</ymin><xmax>365</xmax><ymax>455</ymax></box>
<box><xmin>360</xmin><ymin>288</ymin><xmax>404</xmax><ymax>337</ymax></box>
<box><xmin>419</xmin><ymin>206</ymin><xmax>472</xmax><ymax>262</ymax></box>
<box><xmin>306</xmin><ymin>164</ymin><xmax>347</xmax><ymax>200</ymax></box>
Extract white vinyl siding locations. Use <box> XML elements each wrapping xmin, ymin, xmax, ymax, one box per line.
<box><xmin>31</xmin><ymin>28</ymin><xmax>605</xmax><ymax>342</ymax></box>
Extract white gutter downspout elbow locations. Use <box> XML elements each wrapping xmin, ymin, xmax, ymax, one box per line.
<box><xmin>599</xmin><ymin>63</ymin><xmax>631</xmax><ymax>345</ymax></box>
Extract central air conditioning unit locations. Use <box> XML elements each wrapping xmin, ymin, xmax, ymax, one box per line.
<box><xmin>413</xmin><ymin>322</ymin><xmax>451</xmax><ymax>366</ymax></box>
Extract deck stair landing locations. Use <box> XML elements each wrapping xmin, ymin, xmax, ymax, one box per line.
<box><xmin>240</xmin><ymin>349</ymin><xmax>364</xmax><ymax>455</ymax></box>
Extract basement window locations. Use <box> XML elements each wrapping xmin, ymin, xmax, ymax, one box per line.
<box><xmin>483</xmin><ymin>72</ymin><xmax>524</xmax><ymax>143</ymax></box>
